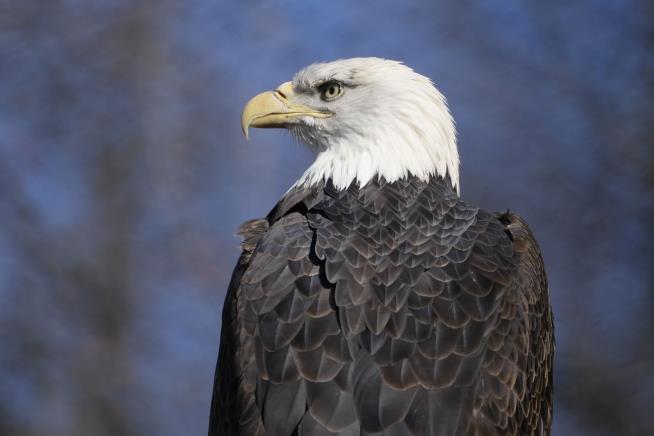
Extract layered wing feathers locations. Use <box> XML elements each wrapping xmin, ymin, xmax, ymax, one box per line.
<box><xmin>209</xmin><ymin>177</ymin><xmax>553</xmax><ymax>436</ymax></box>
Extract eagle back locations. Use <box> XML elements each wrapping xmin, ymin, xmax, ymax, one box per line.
<box><xmin>211</xmin><ymin>176</ymin><xmax>553</xmax><ymax>436</ymax></box>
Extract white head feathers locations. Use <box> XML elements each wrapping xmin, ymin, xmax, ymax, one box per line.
<box><xmin>287</xmin><ymin>58</ymin><xmax>459</xmax><ymax>193</ymax></box>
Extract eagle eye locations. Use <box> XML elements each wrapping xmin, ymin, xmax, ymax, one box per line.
<box><xmin>319</xmin><ymin>81</ymin><xmax>344</xmax><ymax>101</ymax></box>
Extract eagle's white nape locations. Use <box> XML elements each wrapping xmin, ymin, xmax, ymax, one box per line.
<box><xmin>289</xmin><ymin>58</ymin><xmax>459</xmax><ymax>193</ymax></box>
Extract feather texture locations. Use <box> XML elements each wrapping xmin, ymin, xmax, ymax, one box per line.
<box><xmin>209</xmin><ymin>176</ymin><xmax>553</xmax><ymax>436</ymax></box>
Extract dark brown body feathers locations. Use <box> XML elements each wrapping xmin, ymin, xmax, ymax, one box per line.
<box><xmin>209</xmin><ymin>176</ymin><xmax>553</xmax><ymax>436</ymax></box>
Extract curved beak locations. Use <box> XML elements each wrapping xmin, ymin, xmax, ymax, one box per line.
<box><xmin>241</xmin><ymin>81</ymin><xmax>332</xmax><ymax>139</ymax></box>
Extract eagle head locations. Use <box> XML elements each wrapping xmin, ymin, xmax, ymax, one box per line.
<box><xmin>241</xmin><ymin>57</ymin><xmax>459</xmax><ymax>192</ymax></box>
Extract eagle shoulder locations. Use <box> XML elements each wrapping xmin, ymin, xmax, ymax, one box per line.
<box><xmin>236</xmin><ymin>218</ymin><xmax>269</xmax><ymax>262</ymax></box>
<box><xmin>493</xmin><ymin>210</ymin><xmax>554</xmax><ymax>434</ymax></box>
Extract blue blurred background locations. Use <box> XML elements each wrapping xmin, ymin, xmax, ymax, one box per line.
<box><xmin>1</xmin><ymin>1</ymin><xmax>652</xmax><ymax>435</ymax></box>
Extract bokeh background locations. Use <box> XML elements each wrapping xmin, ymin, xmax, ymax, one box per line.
<box><xmin>1</xmin><ymin>1</ymin><xmax>652</xmax><ymax>435</ymax></box>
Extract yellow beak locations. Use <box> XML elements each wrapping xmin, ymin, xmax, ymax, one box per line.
<box><xmin>241</xmin><ymin>81</ymin><xmax>333</xmax><ymax>139</ymax></box>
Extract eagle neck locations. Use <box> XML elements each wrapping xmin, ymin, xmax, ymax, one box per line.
<box><xmin>280</xmin><ymin>175</ymin><xmax>458</xmax><ymax>218</ymax></box>
<box><xmin>290</xmin><ymin>124</ymin><xmax>459</xmax><ymax>194</ymax></box>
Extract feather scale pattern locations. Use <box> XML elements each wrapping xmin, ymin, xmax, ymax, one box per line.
<box><xmin>209</xmin><ymin>176</ymin><xmax>553</xmax><ymax>436</ymax></box>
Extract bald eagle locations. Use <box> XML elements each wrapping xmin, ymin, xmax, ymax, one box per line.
<box><xmin>209</xmin><ymin>58</ymin><xmax>554</xmax><ymax>436</ymax></box>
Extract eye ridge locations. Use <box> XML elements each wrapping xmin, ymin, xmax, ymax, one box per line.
<box><xmin>318</xmin><ymin>80</ymin><xmax>344</xmax><ymax>101</ymax></box>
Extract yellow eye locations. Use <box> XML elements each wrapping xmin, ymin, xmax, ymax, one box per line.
<box><xmin>320</xmin><ymin>81</ymin><xmax>343</xmax><ymax>101</ymax></box>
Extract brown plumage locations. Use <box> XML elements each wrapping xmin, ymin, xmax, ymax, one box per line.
<box><xmin>208</xmin><ymin>176</ymin><xmax>553</xmax><ymax>436</ymax></box>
